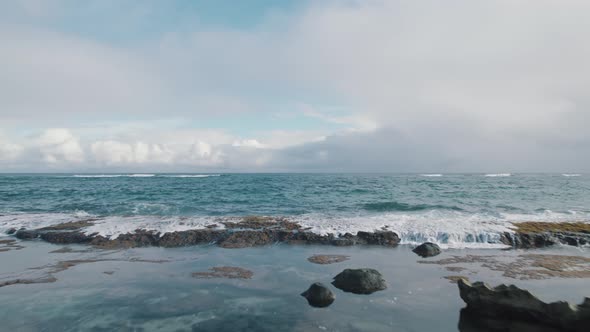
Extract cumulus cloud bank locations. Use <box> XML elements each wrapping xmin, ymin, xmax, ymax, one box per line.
<box><xmin>0</xmin><ymin>0</ymin><xmax>588</xmax><ymax>172</ymax></box>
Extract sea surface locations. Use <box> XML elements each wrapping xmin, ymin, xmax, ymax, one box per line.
<box><xmin>1</xmin><ymin>173</ymin><xmax>589</xmax><ymax>248</ymax></box>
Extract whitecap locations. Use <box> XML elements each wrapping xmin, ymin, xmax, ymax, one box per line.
<box><xmin>562</xmin><ymin>174</ymin><xmax>581</xmax><ymax>177</ymax></box>
<box><xmin>163</xmin><ymin>174</ymin><xmax>221</xmax><ymax>178</ymax></box>
<box><xmin>420</xmin><ymin>174</ymin><xmax>443</xmax><ymax>177</ymax></box>
<box><xmin>484</xmin><ymin>173</ymin><xmax>511</xmax><ymax>177</ymax></box>
<box><xmin>73</xmin><ymin>175</ymin><xmax>124</xmax><ymax>178</ymax></box>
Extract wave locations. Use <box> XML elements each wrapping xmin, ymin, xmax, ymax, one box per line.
<box><xmin>562</xmin><ymin>174</ymin><xmax>581</xmax><ymax>177</ymax></box>
<box><xmin>163</xmin><ymin>174</ymin><xmax>221</xmax><ymax>178</ymax></box>
<box><xmin>421</xmin><ymin>174</ymin><xmax>442</xmax><ymax>177</ymax></box>
<box><xmin>485</xmin><ymin>173</ymin><xmax>511</xmax><ymax>177</ymax></box>
<box><xmin>362</xmin><ymin>201</ymin><xmax>462</xmax><ymax>212</ymax></box>
<box><xmin>73</xmin><ymin>175</ymin><xmax>124</xmax><ymax>178</ymax></box>
<box><xmin>72</xmin><ymin>174</ymin><xmax>220</xmax><ymax>178</ymax></box>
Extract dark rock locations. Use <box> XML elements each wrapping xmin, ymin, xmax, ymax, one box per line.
<box><xmin>500</xmin><ymin>231</ymin><xmax>590</xmax><ymax>249</ymax></box>
<box><xmin>15</xmin><ymin>229</ymin><xmax>39</xmax><ymax>240</ymax></box>
<box><xmin>6</xmin><ymin>228</ymin><xmax>17</xmax><ymax>235</ymax></box>
<box><xmin>357</xmin><ymin>231</ymin><xmax>400</xmax><ymax>247</ymax></box>
<box><xmin>40</xmin><ymin>231</ymin><xmax>92</xmax><ymax>244</ymax></box>
<box><xmin>458</xmin><ymin>279</ymin><xmax>590</xmax><ymax>332</ymax></box>
<box><xmin>158</xmin><ymin>230</ymin><xmax>225</xmax><ymax>247</ymax></box>
<box><xmin>11</xmin><ymin>220</ymin><xmax>405</xmax><ymax>250</ymax></box>
<box><xmin>332</xmin><ymin>268</ymin><xmax>387</xmax><ymax>294</ymax></box>
<box><xmin>459</xmin><ymin>307</ymin><xmax>563</xmax><ymax>332</ymax></box>
<box><xmin>412</xmin><ymin>242</ymin><xmax>441</xmax><ymax>257</ymax></box>
<box><xmin>217</xmin><ymin>230</ymin><xmax>274</xmax><ymax>248</ymax></box>
<box><xmin>90</xmin><ymin>230</ymin><xmax>160</xmax><ymax>249</ymax></box>
<box><xmin>301</xmin><ymin>283</ymin><xmax>335</xmax><ymax>308</ymax></box>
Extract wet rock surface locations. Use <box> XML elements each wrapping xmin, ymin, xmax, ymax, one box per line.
<box><xmin>307</xmin><ymin>254</ymin><xmax>350</xmax><ymax>265</ymax></box>
<box><xmin>332</xmin><ymin>268</ymin><xmax>387</xmax><ymax>294</ymax></box>
<box><xmin>458</xmin><ymin>279</ymin><xmax>590</xmax><ymax>332</ymax></box>
<box><xmin>0</xmin><ymin>239</ymin><xmax>24</xmax><ymax>252</ymax></box>
<box><xmin>301</xmin><ymin>283</ymin><xmax>335</xmax><ymax>308</ymax></box>
<box><xmin>192</xmin><ymin>266</ymin><xmax>254</xmax><ymax>279</ymax></box>
<box><xmin>412</xmin><ymin>242</ymin><xmax>441</xmax><ymax>257</ymax></box>
<box><xmin>10</xmin><ymin>218</ymin><xmax>401</xmax><ymax>249</ymax></box>
<box><xmin>502</xmin><ymin>222</ymin><xmax>590</xmax><ymax>248</ymax></box>
<box><xmin>420</xmin><ymin>253</ymin><xmax>590</xmax><ymax>280</ymax></box>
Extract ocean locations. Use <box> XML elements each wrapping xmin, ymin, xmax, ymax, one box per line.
<box><xmin>1</xmin><ymin>173</ymin><xmax>588</xmax><ymax>248</ymax></box>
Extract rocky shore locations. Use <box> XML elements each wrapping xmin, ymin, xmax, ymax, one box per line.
<box><xmin>8</xmin><ymin>218</ymin><xmax>590</xmax><ymax>250</ymax></box>
<box><xmin>11</xmin><ymin>217</ymin><xmax>401</xmax><ymax>249</ymax></box>
<box><xmin>500</xmin><ymin>222</ymin><xmax>590</xmax><ymax>248</ymax></box>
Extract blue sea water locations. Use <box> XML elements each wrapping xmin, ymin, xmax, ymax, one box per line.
<box><xmin>1</xmin><ymin>173</ymin><xmax>589</xmax><ymax>247</ymax></box>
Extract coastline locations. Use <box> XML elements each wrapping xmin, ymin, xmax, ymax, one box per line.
<box><xmin>5</xmin><ymin>217</ymin><xmax>590</xmax><ymax>250</ymax></box>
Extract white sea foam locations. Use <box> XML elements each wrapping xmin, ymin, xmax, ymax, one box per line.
<box><xmin>72</xmin><ymin>174</ymin><xmax>219</xmax><ymax>178</ymax></box>
<box><xmin>73</xmin><ymin>175</ymin><xmax>124</xmax><ymax>178</ymax></box>
<box><xmin>484</xmin><ymin>173</ymin><xmax>511</xmax><ymax>177</ymax></box>
<box><xmin>420</xmin><ymin>174</ymin><xmax>443</xmax><ymax>177</ymax></box>
<box><xmin>163</xmin><ymin>174</ymin><xmax>221</xmax><ymax>178</ymax></box>
<box><xmin>562</xmin><ymin>174</ymin><xmax>581</xmax><ymax>177</ymax></box>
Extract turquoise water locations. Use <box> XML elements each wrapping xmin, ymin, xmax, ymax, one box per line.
<box><xmin>1</xmin><ymin>173</ymin><xmax>589</xmax><ymax>247</ymax></box>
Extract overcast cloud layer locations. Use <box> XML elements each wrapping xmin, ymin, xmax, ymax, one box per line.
<box><xmin>1</xmin><ymin>0</ymin><xmax>589</xmax><ymax>172</ymax></box>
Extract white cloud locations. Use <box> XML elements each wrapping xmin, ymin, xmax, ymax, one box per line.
<box><xmin>37</xmin><ymin>128</ymin><xmax>84</xmax><ymax>164</ymax></box>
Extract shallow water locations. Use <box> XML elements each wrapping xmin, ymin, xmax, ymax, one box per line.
<box><xmin>1</xmin><ymin>242</ymin><xmax>588</xmax><ymax>331</ymax></box>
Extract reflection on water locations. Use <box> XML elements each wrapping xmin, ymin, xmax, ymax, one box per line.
<box><xmin>0</xmin><ymin>242</ymin><xmax>588</xmax><ymax>331</ymax></box>
<box><xmin>458</xmin><ymin>308</ymin><xmax>562</xmax><ymax>332</ymax></box>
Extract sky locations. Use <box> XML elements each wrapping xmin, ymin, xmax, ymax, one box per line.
<box><xmin>0</xmin><ymin>0</ymin><xmax>589</xmax><ymax>173</ymax></box>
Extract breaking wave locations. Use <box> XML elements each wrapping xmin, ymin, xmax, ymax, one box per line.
<box><xmin>484</xmin><ymin>173</ymin><xmax>512</xmax><ymax>177</ymax></box>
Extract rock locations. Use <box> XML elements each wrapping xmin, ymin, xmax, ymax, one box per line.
<box><xmin>6</xmin><ymin>228</ymin><xmax>17</xmax><ymax>235</ymax></box>
<box><xmin>15</xmin><ymin>229</ymin><xmax>39</xmax><ymax>240</ymax></box>
<box><xmin>301</xmin><ymin>283</ymin><xmax>335</xmax><ymax>308</ymax></box>
<box><xmin>158</xmin><ymin>230</ymin><xmax>225</xmax><ymax>247</ymax></box>
<box><xmin>217</xmin><ymin>230</ymin><xmax>274</xmax><ymax>248</ymax></box>
<box><xmin>356</xmin><ymin>231</ymin><xmax>400</xmax><ymax>247</ymax></box>
<box><xmin>38</xmin><ymin>220</ymin><xmax>95</xmax><ymax>231</ymax></box>
<box><xmin>332</xmin><ymin>268</ymin><xmax>387</xmax><ymax>294</ymax></box>
<box><xmin>457</xmin><ymin>279</ymin><xmax>590</xmax><ymax>332</ymax></box>
<box><xmin>412</xmin><ymin>242</ymin><xmax>441</xmax><ymax>257</ymax></box>
<box><xmin>40</xmin><ymin>231</ymin><xmax>92</xmax><ymax>244</ymax></box>
<box><xmin>11</xmin><ymin>220</ymin><xmax>406</xmax><ymax>250</ymax></box>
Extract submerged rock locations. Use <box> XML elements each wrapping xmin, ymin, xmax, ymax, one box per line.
<box><xmin>6</xmin><ymin>228</ymin><xmax>17</xmax><ymax>235</ymax></box>
<box><xmin>457</xmin><ymin>279</ymin><xmax>590</xmax><ymax>332</ymax></box>
<box><xmin>192</xmin><ymin>266</ymin><xmax>254</xmax><ymax>279</ymax></box>
<box><xmin>301</xmin><ymin>283</ymin><xmax>335</xmax><ymax>308</ymax></box>
<box><xmin>332</xmin><ymin>268</ymin><xmax>387</xmax><ymax>294</ymax></box>
<box><xmin>412</xmin><ymin>242</ymin><xmax>441</xmax><ymax>257</ymax></box>
<box><xmin>307</xmin><ymin>254</ymin><xmax>350</xmax><ymax>265</ymax></box>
